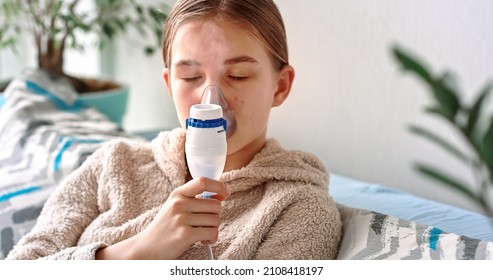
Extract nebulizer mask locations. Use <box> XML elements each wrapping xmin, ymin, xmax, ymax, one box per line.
<box><xmin>184</xmin><ymin>85</ymin><xmax>236</xmax><ymax>260</ymax></box>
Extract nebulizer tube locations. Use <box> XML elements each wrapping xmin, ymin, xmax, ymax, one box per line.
<box><xmin>185</xmin><ymin>85</ymin><xmax>236</xmax><ymax>260</ymax></box>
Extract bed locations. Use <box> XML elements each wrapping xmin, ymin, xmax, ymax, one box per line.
<box><xmin>1</xmin><ymin>70</ymin><xmax>492</xmax><ymax>260</ymax></box>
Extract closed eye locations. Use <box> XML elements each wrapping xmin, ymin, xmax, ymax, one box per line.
<box><xmin>228</xmin><ymin>75</ymin><xmax>248</xmax><ymax>81</ymax></box>
<box><xmin>183</xmin><ymin>77</ymin><xmax>201</xmax><ymax>82</ymax></box>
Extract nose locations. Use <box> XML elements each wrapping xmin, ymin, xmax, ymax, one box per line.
<box><xmin>200</xmin><ymin>85</ymin><xmax>225</xmax><ymax>104</ymax></box>
<box><xmin>199</xmin><ymin>85</ymin><xmax>237</xmax><ymax>138</ymax></box>
<box><xmin>196</xmin><ymin>77</ymin><xmax>229</xmax><ymax>105</ymax></box>
<box><xmin>200</xmin><ymin>76</ymin><xmax>223</xmax><ymax>94</ymax></box>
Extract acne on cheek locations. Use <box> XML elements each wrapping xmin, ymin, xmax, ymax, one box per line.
<box><xmin>228</xmin><ymin>96</ymin><xmax>245</xmax><ymax>114</ymax></box>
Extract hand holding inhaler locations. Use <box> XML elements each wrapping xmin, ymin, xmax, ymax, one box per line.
<box><xmin>185</xmin><ymin>85</ymin><xmax>236</xmax><ymax>260</ymax></box>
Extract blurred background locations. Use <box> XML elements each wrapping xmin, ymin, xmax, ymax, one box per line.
<box><xmin>1</xmin><ymin>0</ymin><xmax>492</xmax><ymax>214</ymax></box>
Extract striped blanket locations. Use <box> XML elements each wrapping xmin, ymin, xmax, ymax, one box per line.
<box><xmin>0</xmin><ymin>70</ymin><xmax>134</xmax><ymax>259</ymax></box>
<box><xmin>337</xmin><ymin>204</ymin><xmax>493</xmax><ymax>259</ymax></box>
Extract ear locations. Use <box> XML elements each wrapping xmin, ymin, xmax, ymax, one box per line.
<box><xmin>272</xmin><ymin>65</ymin><xmax>295</xmax><ymax>107</ymax></box>
<box><xmin>162</xmin><ymin>68</ymin><xmax>172</xmax><ymax>97</ymax></box>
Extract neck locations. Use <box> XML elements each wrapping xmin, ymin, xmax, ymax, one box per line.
<box><xmin>224</xmin><ymin>132</ymin><xmax>267</xmax><ymax>172</ymax></box>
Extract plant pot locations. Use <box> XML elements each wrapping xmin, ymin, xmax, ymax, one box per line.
<box><xmin>78</xmin><ymin>84</ymin><xmax>129</xmax><ymax>125</ymax></box>
<box><xmin>0</xmin><ymin>78</ymin><xmax>128</xmax><ymax>126</ymax></box>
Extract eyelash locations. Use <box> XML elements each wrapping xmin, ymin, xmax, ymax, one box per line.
<box><xmin>183</xmin><ymin>77</ymin><xmax>200</xmax><ymax>82</ymax></box>
<box><xmin>228</xmin><ymin>75</ymin><xmax>248</xmax><ymax>81</ymax></box>
<box><xmin>182</xmin><ymin>76</ymin><xmax>248</xmax><ymax>82</ymax></box>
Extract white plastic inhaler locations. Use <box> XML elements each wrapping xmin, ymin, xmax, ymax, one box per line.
<box><xmin>185</xmin><ymin>103</ymin><xmax>227</xmax><ymax>181</ymax></box>
<box><xmin>185</xmin><ymin>85</ymin><xmax>234</xmax><ymax>260</ymax></box>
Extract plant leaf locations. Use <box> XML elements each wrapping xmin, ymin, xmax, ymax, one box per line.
<box><xmin>148</xmin><ymin>7</ymin><xmax>167</xmax><ymax>23</ymax></box>
<box><xmin>430</xmin><ymin>72</ymin><xmax>461</xmax><ymax>121</ymax></box>
<box><xmin>144</xmin><ymin>46</ymin><xmax>154</xmax><ymax>56</ymax></box>
<box><xmin>415</xmin><ymin>163</ymin><xmax>482</xmax><ymax>205</ymax></box>
<box><xmin>467</xmin><ymin>81</ymin><xmax>492</xmax><ymax>136</ymax></box>
<box><xmin>52</xmin><ymin>1</ymin><xmax>63</xmax><ymax>16</ymax></box>
<box><xmin>425</xmin><ymin>106</ymin><xmax>453</xmax><ymax>120</ymax></box>
<box><xmin>482</xmin><ymin>115</ymin><xmax>493</xmax><ymax>173</ymax></box>
<box><xmin>136</xmin><ymin>5</ymin><xmax>143</xmax><ymax>15</ymax></box>
<box><xmin>409</xmin><ymin>125</ymin><xmax>470</xmax><ymax>164</ymax></box>
<box><xmin>102</xmin><ymin>23</ymin><xmax>115</xmax><ymax>38</ymax></box>
<box><xmin>392</xmin><ymin>45</ymin><xmax>433</xmax><ymax>84</ymax></box>
<box><xmin>393</xmin><ymin>46</ymin><xmax>461</xmax><ymax>121</ymax></box>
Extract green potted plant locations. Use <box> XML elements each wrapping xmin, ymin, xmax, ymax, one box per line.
<box><xmin>392</xmin><ymin>45</ymin><xmax>493</xmax><ymax>217</ymax></box>
<box><xmin>0</xmin><ymin>0</ymin><xmax>169</xmax><ymax>124</ymax></box>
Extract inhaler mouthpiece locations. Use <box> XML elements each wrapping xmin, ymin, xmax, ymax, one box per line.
<box><xmin>200</xmin><ymin>85</ymin><xmax>237</xmax><ymax>138</ymax></box>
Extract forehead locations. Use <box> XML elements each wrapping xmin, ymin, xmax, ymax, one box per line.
<box><xmin>170</xmin><ymin>18</ymin><xmax>270</xmax><ymax>65</ymax></box>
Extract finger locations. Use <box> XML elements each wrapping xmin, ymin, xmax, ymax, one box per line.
<box><xmin>179</xmin><ymin>177</ymin><xmax>230</xmax><ymax>200</ymax></box>
<box><xmin>185</xmin><ymin>197</ymin><xmax>222</xmax><ymax>214</ymax></box>
<box><xmin>187</xmin><ymin>213</ymin><xmax>221</xmax><ymax>228</ymax></box>
<box><xmin>192</xmin><ymin>227</ymin><xmax>219</xmax><ymax>243</ymax></box>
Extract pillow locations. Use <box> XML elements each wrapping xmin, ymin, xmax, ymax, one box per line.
<box><xmin>336</xmin><ymin>204</ymin><xmax>493</xmax><ymax>260</ymax></box>
<box><xmin>0</xmin><ymin>187</ymin><xmax>50</xmax><ymax>259</ymax></box>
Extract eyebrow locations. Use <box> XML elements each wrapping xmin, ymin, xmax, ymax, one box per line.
<box><xmin>174</xmin><ymin>59</ymin><xmax>200</xmax><ymax>67</ymax></box>
<box><xmin>173</xmin><ymin>56</ymin><xmax>259</xmax><ymax>67</ymax></box>
<box><xmin>224</xmin><ymin>56</ymin><xmax>259</xmax><ymax>65</ymax></box>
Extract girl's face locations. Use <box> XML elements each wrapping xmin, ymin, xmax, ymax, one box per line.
<box><xmin>163</xmin><ymin>18</ymin><xmax>294</xmax><ymax>169</ymax></box>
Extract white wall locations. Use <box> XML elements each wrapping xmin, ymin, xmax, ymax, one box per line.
<box><xmin>0</xmin><ymin>36</ymin><xmax>35</xmax><ymax>80</ymax></box>
<box><xmin>105</xmin><ymin>28</ymin><xmax>179</xmax><ymax>132</ymax></box>
<box><xmin>107</xmin><ymin>0</ymin><xmax>179</xmax><ymax>132</ymax></box>
<box><xmin>270</xmin><ymin>0</ymin><xmax>493</xmax><ymax>213</ymax></box>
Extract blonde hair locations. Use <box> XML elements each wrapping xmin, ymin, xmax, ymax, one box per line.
<box><xmin>162</xmin><ymin>0</ymin><xmax>289</xmax><ymax>70</ymax></box>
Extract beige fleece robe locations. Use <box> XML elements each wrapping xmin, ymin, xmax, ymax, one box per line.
<box><xmin>7</xmin><ymin>128</ymin><xmax>342</xmax><ymax>260</ymax></box>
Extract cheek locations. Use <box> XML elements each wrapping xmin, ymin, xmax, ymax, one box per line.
<box><xmin>172</xmin><ymin>87</ymin><xmax>201</xmax><ymax>126</ymax></box>
<box><xmin>230</xmin><ymin>96</ymin><xmax>245</xmax><ymax>110</ymax></box>
<box><xmin>233</xmin><ymin>95</ymin><xmax>271</xmax><ymax>125</ymax></box>
<box><xmin>228</xmin><ymin>96</ymin><xmax>249</xmax><ymax>125</ymax></box>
